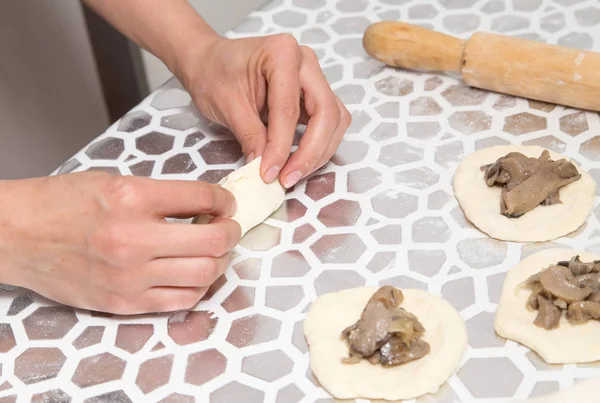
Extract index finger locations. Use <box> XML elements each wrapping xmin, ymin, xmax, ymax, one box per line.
<box><xmin>129</xmin><ymin>177</ymin><xmax>237</xmax><ymax>219</ymax></box>
<box><xmin>261</xmin><ymin>36</ymin><xmax>302</xmax><ymax>183</ymax></box>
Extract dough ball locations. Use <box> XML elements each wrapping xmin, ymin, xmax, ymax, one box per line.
<box><xmin>495</xmin><ymin>248</ymin><xmax>600</xmax><ymax>364</ymax></box>
<box><xmin>453</xmin><ymin>145</ymin><xmax>595</xmax><ymax>242</ymax></box>
<box><xmin>303</xmin><ymin>287</ymin><xmax>467</xmax><ymax>401</ymax></box>
<box><xmin>193</xmin><ymin>156</ymin><xmax>285</xmax><ymax>236</ymax></box>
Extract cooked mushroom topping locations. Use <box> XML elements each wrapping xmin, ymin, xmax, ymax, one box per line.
<box><xmin>482</xmin><ymin>150</ymin><xmax>581</xmax><ymax>218</ymax></box>
<box><xmin>567</xmin><ymin>301</ymin><xmax>600</xmax><ymax>325</ymax></box>
<box><xmin>539</xmin><ymin>265</ymin><xmax>592</xmax><ymax>303</ymax></box>
<box><xmin>534</xmin><ymin>295</ymin><xmax>561</xmax><ymax>330</ymax></box>
<box><xmin>523</xmin><ymin>256</ymin><xmax>600</xmax><ymax>329</ymax></box>
<box><xmin>340</xmin><ymin>286</ymin><xmax>430</xmax><ymax>367</ymax></box>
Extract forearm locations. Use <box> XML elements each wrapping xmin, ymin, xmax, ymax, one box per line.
<box><xmin>83</xmin><ymin>0</ymin><xmax>220</xmax><ymax>77</ymax></box>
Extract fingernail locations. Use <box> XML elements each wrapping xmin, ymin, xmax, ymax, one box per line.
<box><xmin>264</xmin><ymin>165</ymin><xmax>281</xmax><ymax>183</ymax></box>
<box><xmin>246</xmin><ymin>152</ymin><xmax>255</xmax><ymax>163</ymax></box>
<box><xmin>284</xmin><ymin>170</ymin><xmax>303</xmax><ymax>188</ymax></box>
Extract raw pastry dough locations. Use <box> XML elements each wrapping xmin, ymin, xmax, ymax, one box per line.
<box><xmin>495</xmin><ymin>248</ymin><xmax>600</xmax><ymax>364</ymax></box>
<box><xmin>303</xmin><ymin>287</ymin><xmax>467</xmax><ymax>401</ymax></box>
<box><xmin>193</xmin><ymin>157</ymin><xmax>285</xmax><ymax>236</ymax></box>
<box><xmin>453</xmin><ymin>145</ymin><xmax>595</xmax><ymax>242</ymax></box>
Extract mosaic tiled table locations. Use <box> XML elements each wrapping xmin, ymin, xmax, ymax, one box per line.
<box><xmin>3</xmin><ymin>0</ymin><xmax>600</xmax><ymax>402</ymax></box>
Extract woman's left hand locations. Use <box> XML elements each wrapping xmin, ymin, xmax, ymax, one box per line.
<box><xmin>177</xmin><ymin>33</ymin><xmax>351</xmax><ymax>189</ymax></box>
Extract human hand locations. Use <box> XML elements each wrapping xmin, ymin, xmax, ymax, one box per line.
<box><xmin>0</xmin><ymin>172</ymin><xmax>241</xmax><ymax>314</ymax></box>
<box><xmin>177</xmin><ymin>34</ymin><xmax>351</xmax><ymax>188</ymax></box>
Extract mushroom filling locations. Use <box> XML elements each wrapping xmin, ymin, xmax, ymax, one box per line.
<box><xmin>340</xmin><ymin>286</ymin><xmax>430</xmax><ymax>367</ymax></box>
<box><xmin>521</xmin><ymin>256</ymin><xmax>600</xmax><ymax>329</ymax></box>
<box><xmin>481</xmin><ymin>150</ymin><xmax>581</xmax><ymax>218</ymax></box>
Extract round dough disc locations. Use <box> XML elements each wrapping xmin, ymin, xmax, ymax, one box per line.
<box><xmin>453</xmin><ymin>145</ymin><xmax>595</xmax><ymax>242</ymax></box>
<box><xmin>303</xmin><ymin>287</ymin><xmax>467</xmax><ymax>401</ymax></box>
<box><xmin>495</xmin><ymin>248</ymin><xmax>600</xmax><ymax>364</ymax></box>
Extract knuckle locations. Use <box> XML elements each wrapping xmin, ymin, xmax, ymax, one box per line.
<box><xmin>196</xmin><ymin>184</ymin><xmax>217</xmax><ymax>211</ymax></box>
<box><xmin>104</xmin><ymin>177</ymin><xmax>142</xmax><ymax>210</ymax></box>
<box><xmin>200</xmin><ymin>259</ymin><xmax>220</xmax><ymax>285</ymax></box>
<box><xmin>278</xmin><ymin>97</ymin><xmax>301</xmax><ymax>121</ymax></box>
<box><xmin>208</xmin><ymin>227</ymin><xmax>231</xmax><ymax>257</ymax></box>
<box><xmin>300</xmin><ymin>45</ymin><xmax>319</xmax><ymax>63</ymax></box>
<box><xmin>271</xmin><ymin>33</ymin><xmax>298</xmax><ymax>49</ymax></box>
<box><xmin>323</xmin><ymin>106</ymin><xmax>342</xmax><ymax>125</ymax></box>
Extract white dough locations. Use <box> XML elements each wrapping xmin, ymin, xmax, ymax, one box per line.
<box><xmin>511</xmin><ymin>378</ymin><xmax>600</xmax><ymax>403</ymax></box>
<box><xmin>495</xmin><ymin>248</ymin><xmax>600</xmax><ymax>364</ymax></box>
<box><xmin>453</xmin><ymin>145</ymin><xmax>595</xmax><ymax>242</ymax></box>
<box><xmin>303</xmin><ymin>287</ymin><xmax>467</xmax><ymax>401</ymax></box>
<box><xmin>193</xmin><ymin>157</ymin><xmax>285</xmax><ymax>236</ymax></box>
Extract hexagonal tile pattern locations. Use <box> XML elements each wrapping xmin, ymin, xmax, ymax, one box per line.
<box><xmin>15</xmin><ymin>348</ymin><xmax>66</xmax><ymax>384</ymax></box>
<box><xmin>449</xmin><ymin>111</ymin><xmax>492</xmax><ymax>134</ymax></box>
<box><xmin>72</xmin><ymin>353</ymin><xmax>126</xmax><ymax>387</ymax></box>
<box><xmin>199</xmin><ymin>140</ymin><xmax>243</xmax><ymax>164</ymax></box>
<box><xmin>242</xmin><ymin>350</ymin><xmax>294</xmax><ymax>382</ymax></box>
<box><xmin>310</xmin><ymin>233</ymin><xmax>367</xmax><ymax>264</ymax></box>
<box><xmin>560</xmin><ymin>112</ymin><xmax>588</xmax><ymax>136</ymax></box>
<box><xmin>0</xmin><ymin>324</ymin><xmax>16</xmax><ymax>353</ymax></box>
<box><xmin>23</xmin><ymin>307</ymin><xmax>78</xmax><ymax>340</ymax></box>
<box><xmin>466</xmin><ymin>312</ymin><xmax>505</xmax><ymax>348</ymax></box>
<box><xmin>379</xmin><ymin>142</ymin><xmax>424</xmax><ymax>167</ymax></box>
<box><xmin>73</xmin><ymin>326</ymin><xmax>104</xmax><ymax>350</ymax></box>
<box><xmin>185</xmin><ymin>349</ymin><xmax>227</xmax><ymax>386</ymax></box>
<box><xmin>504</xmin><ymin>112</ymin><xmax>547</xmax><ymax>135</ymax></box>
<box><xmin>408</xmin><ymin>250</ymin><xmax>446</xmax><ymax>277</ymax></box>
<box><xmin>410</xmin><ymin>96</ymin><xmax>443</xmax><ymax>115</ymax></box>
<box><xmin>442</xmin><ymin>85</ymin><xmax>488</xmax><ymax>106</ymax></box>
<box><xmin>226</xmin><ymin>314</ymin><xmax>281</xmax><ymax>348</ymax></box>
<box><xmin>317</xmin><ymin>199</ymin><xmax>361</xmax><ymax>227</ymax></box>
<box><xmin>168</xmin><ymin>311</ymin><xmax>218</xmax><ymax>346</ymax></box>
<box><xmin>118</xmin><ymin>111</ymin><xmax>151</xmax><ymax>132</ymax></box>
<box><xmin>115</xmin><ymin>324</ymin><xmax>153</xmax><ymax>354</ymax></box>
<box><xmin>19</xmin><ymin>2</ymin><xmax>600</xmax><ymax>401</ymax></box>
<box><xmin>31</xmin><ymin>389</ymin><xmax>70</xmax><ymax>403</ymax></box>
<box><xmin>372</xmin><ymin>190</ymin><xmax>418</xmax><ymax>218</ymax></box>
<box><xmin>412</xmin><ymin>217</ymin><xmax>451</xmax><ymax>243</ymax></box>
<box><xmin>375</xmin><ymin>77</ymin><xmax>414</xmax><ymax>96</ymax></box>
<box><xmin>136</xmin><ymin>132</ymin><xmax>175</xmax><ymax>155</ymax></box>
<box><xmin>458</xmin><ymin>358</ymin><xmax>523</xmax><ymax>398</ymax></box>
<box><xmin>136</xmin><ymin>355</ymin><xmax>173</xmax><ymax>394</ymax></box>
<box><xmin>86</xmin><ymin>137</ymin><xmax>124</xmax><ymax>160</ymax></box>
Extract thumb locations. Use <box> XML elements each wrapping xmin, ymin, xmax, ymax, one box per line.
<box><xmin>228</xmin><ymin>108</ymin><xmax>267</xmax><ymax>165</ymax></box>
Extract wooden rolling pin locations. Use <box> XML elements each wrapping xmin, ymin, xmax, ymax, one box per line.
<box><xmin>363</xmin><ymin>21</ymin><xmax>600</xmax><ymax>111</ymax></box>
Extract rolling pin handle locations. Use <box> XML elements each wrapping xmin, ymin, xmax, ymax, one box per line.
<box><xmin>363</xmin><ymin>21</ymin><xmax>466</xmax><ymax>73</ymax></box>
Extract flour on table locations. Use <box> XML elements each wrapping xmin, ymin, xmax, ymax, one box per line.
<box><xmin>453</xmin><ymin>145</ymin><xmax>595</xmax><ymax>242</ymax></box>
<box><xmin>303</xmin><ymin>287</ymin><xmax>467</xmax><ymax>401</ymax></box>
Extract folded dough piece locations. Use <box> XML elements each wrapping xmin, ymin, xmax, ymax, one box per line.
<box><xmin>495</xmin><ymin>248</ymin><xmax>600</xmax><ymax>364</ymax></box>
<box><xmin>304</xmin><ymin>287</ymin><xmax>467</xmax><ymax>401</ymax></box>
<box><xmin>193</xmin><ymin>157</ymin><xmax>285</xmax><ymax>236</ymax></box>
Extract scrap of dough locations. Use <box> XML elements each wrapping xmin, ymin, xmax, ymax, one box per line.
<box><xmin>453</xmin><ymin>145</ymin><xmax>595</xmax><ymax>242</ymax></box>
<box><xmin>304</xmin><ymin>287</ymin><xmax>467</xmax><ymax>401</ymax></box>
<box><xmin>495</xmin><ymin>248</ymin><xmax>600</xmax><ymax>364</ymax></box>
<box><xmin>193</xmin><ymin>157</ymin><xmax>285</xmax><ymax>236</ymax></box>
<box><xmin>511</xmin><ymin>377</ymin><xmax>600</xmax><ymax>403</ymax></box>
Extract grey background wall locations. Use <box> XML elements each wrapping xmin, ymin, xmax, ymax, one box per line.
<box><xmin>0</xmin><ymin>0</ymin><xmax>266</xmax><ymax>180</ymax></box>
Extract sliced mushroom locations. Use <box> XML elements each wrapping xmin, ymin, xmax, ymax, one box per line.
<box><xmin>578</xmin><ymin>273</ymin><xmax>600</xmax><ymax>292</ymax></box>
<box><xmin>567</xmin><ymin>301</ymin><xmax>600</xmax><ymax>325</ymax></box>
<box><xmin>588</xmin><ymin>290</ymin><xmax>600</xmax><ymax>303</ymax></box>
<box><xmin>568</xmin><ymin>255</ymin><xmax>595</xmax><ymax>276</ymax></box>
<box><xmin>379</xmin><ymin>336</ymin><xmax>430</xmax><ymax>367</ymax></box>
<box><xmin>526</xmin><ymin>283</ymin><xmax>543</xmax><ymax>310</ymax></box>
<box><xmin>539</xmin><ymin>265</ymin><xmax>593</xmax><ymax>303</ymax></box>
<box><xmin>553</xmin><ymin>298</ymin><xmax>567</xmax><ymax>310</ymax></box>
<box><xmin>533</xmin><ymin>295</ymin><xmax>562</xmax><ymax>330</ymax></box>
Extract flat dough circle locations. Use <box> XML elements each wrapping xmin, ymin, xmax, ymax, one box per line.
<box><xmin>453</xmin><ymin>145</ymin><xmax>595</xmax><ymax>242</ymax></box>
<box><xmin>303</xmin><ymin>287</ymin><xmax>467</xmax><ymax>401</ymax></box>
<box><xmin>495</xmin><ymin>248</ymin><xmax>600</xmax><ymax>364</ymax></box>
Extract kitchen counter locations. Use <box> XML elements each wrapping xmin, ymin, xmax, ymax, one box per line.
<box><xmin>2</xmin><ymin>0</ymin><xmax>600</xmax><ymax>402</ymax></box>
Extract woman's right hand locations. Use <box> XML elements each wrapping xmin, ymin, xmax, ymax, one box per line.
<box><xmin>0</xmin><ymin>171</ymin><xmax>241</xmax><ymax>314</ymax></box>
